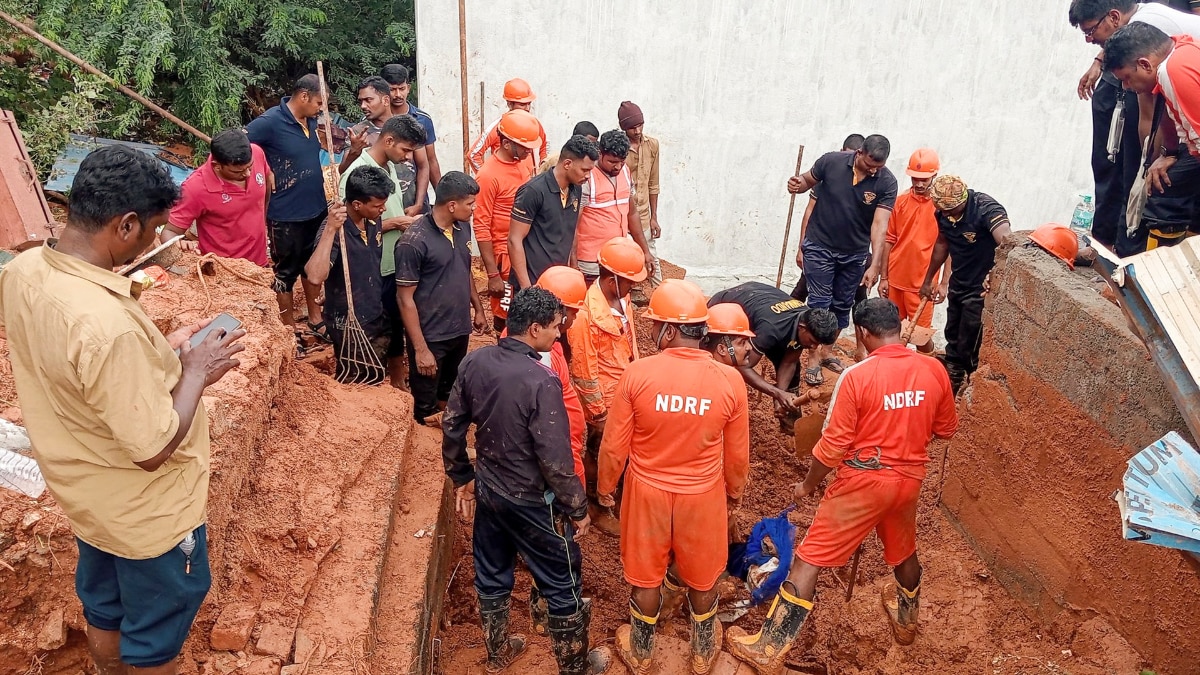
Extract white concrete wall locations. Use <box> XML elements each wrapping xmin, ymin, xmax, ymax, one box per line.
<box><xmin>416</xmin><ymin>0</ymin><xmax>1096</xmax><ymax>291</ymax></box>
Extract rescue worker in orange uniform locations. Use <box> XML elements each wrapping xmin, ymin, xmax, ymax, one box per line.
<box><xmin>534</xmin><ymin>266</ymin><xmax>589</xmax><ymax>487</ymax></box>
<box><xmin>878</xmin><ymin>148</ymin><xmax>951</xmax><ymax>353</ymax></box>
<box><xmin>726</xmin><ymin>299</ymin><xmax>958</xmax><ymax>673</ymax></box>
<box><xmin>467</xmin><ymin>78</ymin><xmax>549</xmax><ymax>173</ymax></box>
<box><xmin>568</xmin><ymin>238</ymin><xmax>646</xmax><ymax>522</ymax></box>
<box><xmin>598</xmin><ymin>280</ymin><xmax>750</xmax><ymax>675</ymax></box>
<box><xmin>574</xmin><ymin>130</ymin><xmax>655</xmax><ymax>286</ymax></box>
<box><xmin>474</xmin><ymin>109</ymin><xmax>542</xmax><ymax>332</ymax></box>
<box><xmin>702</xmin><ymin>303</ymin><xmax>757</xmax><ymax>369</ymax></box>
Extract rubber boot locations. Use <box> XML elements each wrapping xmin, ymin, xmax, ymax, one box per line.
<box><xmin>549</xmin><ymin>600</ymin><xmax>612</xmax><ymax>675</ymax></box>
<box><xmin>479</xmin><ymin>595</ymin><xmax>526</xmax><ymax>673</ymax></box>
<box><xmin>724</xmin><ymin>582</ymin><xmax>812</xmax><ymax>675</ymax></box>
<box><xmin>945</xmin><ymin>363</ymin><xmax>967</xmax><ymax>395</ymax></box>
<box><xmin>659</xmin><ymin>568</ymin><xmax>687</xmax><ymax>620</ymax></box>
<box><xmin>688</xmin><ymin>596</ymin><xmax>723</xmax><ymax>675</ymax></box>
<box><xmin>615</xmin><ymin>598</ymin><xmax>659</xmax><ymax>675</ymax></box>
<box><xmin>881</xmin><ymin>581</ymin><xmax>920</xmax><ymax>646</ymax></box>
<box><xmin>530</xmin><ymin>584</ymin><xmax>549</xmax><ymax>637</ymax></box>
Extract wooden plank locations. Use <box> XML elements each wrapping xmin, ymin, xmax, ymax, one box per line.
<box><xmin>1150</xmin><ymin>251</ymin><xmax>1200</xmax><ymax>373</ymax></box>
<box><xmin>1136</xmin><ymin>252</ymin><xmax>1200</xmax><ymax>375</ymax></box>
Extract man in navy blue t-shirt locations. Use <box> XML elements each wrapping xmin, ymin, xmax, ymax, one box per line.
<box><xmin>246</xmin><ymin>75</ymin><xmax>329</xmax><ymax>344</ymax></box>
<box><xmin>786</xmin><ymin>134</ymin><xmax>897</xmax><ymax>383</ymax></box>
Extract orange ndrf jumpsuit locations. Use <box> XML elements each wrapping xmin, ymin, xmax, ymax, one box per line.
<box><xmin>797</xmin><ymin>344</ymin><xmax>958</xmax><ymax>568</ymax></box>
<box><xmin>598</xmin><ymin>348</ymin><xmax>750</xmax><ymax>592</ymax></box>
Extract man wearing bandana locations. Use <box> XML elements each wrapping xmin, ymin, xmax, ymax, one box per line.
<box><xmin>919</xmin><ymin>176</ymin><xmax>1013</xmax><ymax>394</ymax></box>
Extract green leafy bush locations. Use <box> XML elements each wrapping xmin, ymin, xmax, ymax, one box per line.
<box><xmin>0</xmin><ymin>0</ymin><xmax>415</xmax><ymax>175</ymax></box>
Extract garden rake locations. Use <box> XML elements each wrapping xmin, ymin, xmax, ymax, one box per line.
<box><xmin>317</xmin><ymin>61</ymin><xmax>386</xmax><ymax>385</ymax></box>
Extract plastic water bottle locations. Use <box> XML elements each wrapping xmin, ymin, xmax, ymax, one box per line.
<box><xmin>1070</xmin><ymin>194</ymin><xmax>1095</xmax><ymax>232</ymax></box>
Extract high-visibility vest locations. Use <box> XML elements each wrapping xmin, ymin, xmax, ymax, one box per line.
<box><xmin>575</xmin><ymin>165</ymin><xmax>632</xmax><ymax>262</ymax></box>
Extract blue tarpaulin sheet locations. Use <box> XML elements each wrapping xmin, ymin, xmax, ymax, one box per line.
<box><xmin>1116</xmin><ymin>431</ymin><xmax>1200</xmax><ymax>554</ymax></box>
<box><xmin>44</xmin><ymin>134</ymin><xmax>194</xmax><ymax>193</ymax></box>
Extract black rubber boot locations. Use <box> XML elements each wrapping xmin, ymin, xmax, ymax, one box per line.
<box><xmin>530</xmin><ymin>584</ymin><xmax>549</xmax><ymax>637</ymax></box>
<box><xmin>549</xmin><ymin>601</ymin><xmax>611</xmax><ymax>675</ymax></box>
<box><xmin>479</xmin><ymin>595</ymin><xmax>526</xmax><ymax>673</ymax></box>
<box><xmin>725</xmin><ymin>581</ymin><xmax>812</xmax><ymax>674</ymax></box>
<box><xmin>882</xmin><ymin>580</ymin><xmax>921</xmax><ymax>645</ymax></box>
<box><xmin>615</xmin><ymin>597</ymin><xmax>659</xmax><ymax>674</ymax></box>
<box><xmin>688</xmin><ymin>596</ymin><xmax>722</xmax><ymax>675</ymax></box>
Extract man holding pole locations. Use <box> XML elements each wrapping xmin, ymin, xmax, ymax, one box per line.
<box><xmin>786</xmin><ymin>135</ymin><xmax>897</xmax><ymax>384</ymax></box>
<box><xmin>246</xmin><ymin>74</ymin><xmax>330</xmax><ymax>345</ymax></box>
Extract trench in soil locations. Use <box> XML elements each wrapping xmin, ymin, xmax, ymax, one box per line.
<box><xmin>0</xmin><ymin>256</ymin><xmax>1153</xmax><ymax>675</ymax></box>
<box><xmin>427</xmin><ymin>263</ymin><xmax>1146</xmax><ymax>675</ymax></box>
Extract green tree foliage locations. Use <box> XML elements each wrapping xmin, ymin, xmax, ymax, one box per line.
<box><xmin>0</xmin><ymin>0</ymin><xmax>415</xmax><ymax>172</ymax></box>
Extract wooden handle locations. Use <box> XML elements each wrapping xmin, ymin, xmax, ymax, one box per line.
<box><xmin>775</xmin><ymin>144</ymin><xmax>806</xmax><ymax>288</ymax></box>
<box><xmin>901</xmin><ymin>297</ymin><xmax>930</xmax><ymax>344</ymax></box>
<box><xmin>316</xmin><ymin>62</ymin><xmax>355</xmax><ymax>319</ymax></box>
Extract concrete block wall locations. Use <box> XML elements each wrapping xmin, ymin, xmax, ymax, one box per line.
<box><xmin>942</xmin><ymin>244</ymin><xmax>1200</xmax><ymax>674</ymax></box>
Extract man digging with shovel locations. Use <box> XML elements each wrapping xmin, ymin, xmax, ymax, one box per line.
<box><xmin>726</xmin><ymin>299</ymin><xmax>958</xmax><ymax>674</ymax></box>
<box><xmin>706</xmin><ymin>281</ymin><xmax>838</xmax><ymax>431</ymax></box>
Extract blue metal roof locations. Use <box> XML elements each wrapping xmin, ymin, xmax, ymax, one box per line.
<box><xmin>1116</xmin><ymin>431</ymin><xmax>1200</xmax><ymax>554</ymax></box>
<box><xmin>43</xmin><ymin>134</ymin><xmax>195</xmax><ymax>193</ymax></box>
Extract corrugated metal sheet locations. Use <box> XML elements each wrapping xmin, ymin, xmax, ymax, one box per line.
<box><xmin>43</xmin><ymin>134</ymin><xmax>195</xmax><ymax>193</ymax></box>
<box><xmin>1098</xmin><ymin>238</ymin><xmax>1200</xmax><ymax>443</ymax></box>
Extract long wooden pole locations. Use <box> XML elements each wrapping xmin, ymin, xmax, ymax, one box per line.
<box><xmin>458</xmin><ymin>0</ymin><xmax>470</xmax><ymax>172</ymax></box>
<box><xmin>0</xmin><ymin>10</ymin><xmax>211</xmax><ymax>143</ymax></box>
<box><xmin>775</xmin><ymin>144</ymin><xmax>806</xmax><ymax>288</ymax></box>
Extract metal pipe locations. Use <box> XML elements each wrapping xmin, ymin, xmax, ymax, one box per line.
<box><xmin>458</xmin><ymin>0</ymin><xmax>470</xmax><ymax>172</ymax></box>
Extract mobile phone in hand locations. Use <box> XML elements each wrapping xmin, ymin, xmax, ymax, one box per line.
<box><xmin>175</xmin><ymin>313</ymin><xmax>242</xmax><ymax>355</ymax></box>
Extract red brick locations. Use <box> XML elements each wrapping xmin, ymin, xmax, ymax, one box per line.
<box><xmin>210</xmin><ymin>602</ymin><xmax>257</xmax><ymax>651</ymax></box>
<box><xmin>253</xmin><ymin>623</ymin><xmax>295</xmax><ymax>659</ymax></box>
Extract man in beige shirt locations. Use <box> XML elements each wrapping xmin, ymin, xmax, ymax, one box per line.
<box><xmin>0</xmin><ymin>146</ymin><xmax>244</xmax><ymax>675</ymax></box>
<box><xmin>619</xmin><ymin>101</ymin><xmax>663</xmax><ymax>288</ymax></box>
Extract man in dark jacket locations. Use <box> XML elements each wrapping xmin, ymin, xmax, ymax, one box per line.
<box><xmin>443</xmin><ymin>287</ymin><xmax>611</xmax><ymax>675</ymax></box>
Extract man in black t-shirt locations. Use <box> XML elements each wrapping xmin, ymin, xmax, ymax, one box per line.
<box><xmin>304</xmin><ymin>166</ymin><xmax>395</xmax><ymax>385</ymax></box>
<box><xmin>508</xmin><ymin>135</ymin><xmax>600</xmax><ymax>290</ymax></box>
<box><xmin>786</xmin><ymin>134</ymin><xmax>897</xmax><ymax>384</ymax></box>
<box><xmin>919</xmin><ymin>175</ymin><xmax>1013</xmax><ymax>394</ymax></box>
<box><xmin>397</xmin><ymin>172</ymin><xmax>488</xmax><ymax>424</ymax></box>
<box><xmin>707</xmin><ymin>282</ymin><xmax>838</xmax><ymax>415</ymax></box>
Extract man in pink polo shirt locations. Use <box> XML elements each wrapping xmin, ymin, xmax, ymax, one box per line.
<box><xmin>162</xmin><ymin>129</ymin><xmax>273</xmax><ymax>265</ymax></box>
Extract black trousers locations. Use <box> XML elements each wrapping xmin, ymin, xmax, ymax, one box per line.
<box><xmin>944</xmin><ymin>287</ymin><xmax>985</xmax><ymax>376</ymax></box>
<box><xmin>1141</xmin><ymin>152</ymin><xmax>1200</xmax><ymax>248</ymax></box>
<box><xmin>1090</xmin><ymin>79</ymin><xmax>1143</xmax><ymax>256</ymax></box>
<box><xmin>473</xmin><ymin>480</ymin><xmax>585</xmax><ymax>617</ymax></box>
<box><xmin>406</xmin><ymin>334</ymin><xmax>469</xmax><ymax>420</ymax></box>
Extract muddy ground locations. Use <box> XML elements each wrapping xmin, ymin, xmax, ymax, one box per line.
<box><xmin>435</xmin><ymin>264</ymin><xmax>1147</xmax><ymax>675</ymax></box>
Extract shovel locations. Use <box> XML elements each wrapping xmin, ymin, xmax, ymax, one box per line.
<box><xmin>900</xmin><ymin>297</ymin><xmax>936</xmax><ymax>348</ymax></box>
<box><xmin>790</xmin><ymin>389</ymin><xmax>831</xmax><ymax>458</ymax></box>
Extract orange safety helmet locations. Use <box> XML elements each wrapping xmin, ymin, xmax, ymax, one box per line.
<box><xmin>906</xmin><ymin>148</ymin><xmax>940</xmax><ymax>178</ymax></box>
<box><xmin>497</xmin><ymin>109</ymin><xmax>542</xmax><ymax>149</ymax></box>
<box><xmin>502</xmin><ymin>78</ymin><xmax>536</xmax><ymax>103</ymax></box>
<box><xmin>535</xmin><ymin>266</ymin><xmax>587</xmax><ymax>310</ymax></box>
<box><xmin>598</xmin><ymin>237</ymin><xmax>648</xmax><ymax>282</ymax></box>
<box><xmin>1029</xmin><ymin>223</ymin><xmax>1080</xmax><ymax>270</ymax></box>
<box><xmin>706</xmin><ymin>303</ymin><xmax>756</xmax><ymax>337</ymax></box>
<box><xmin>644</xmin><ymin>279</ymin><xmax>710</xmax><ymax>324</ymax></box>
